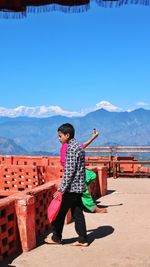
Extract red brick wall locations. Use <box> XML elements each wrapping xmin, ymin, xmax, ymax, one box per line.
<box><xmin>0</xmin><ymin>197</ymin><xmax>20</xmax><ymax>261</ymax></box>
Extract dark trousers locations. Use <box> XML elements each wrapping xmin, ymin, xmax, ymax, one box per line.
<box><xmin>52</xmin><ymin>192</ymin><xmax>87</xmax><ymax>243</ymax></box>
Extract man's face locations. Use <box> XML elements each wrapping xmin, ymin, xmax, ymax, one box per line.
<box><xmin>58</xmin><ymin>131</ymin><xmax>70</xmax><ymax>144</ymax></box>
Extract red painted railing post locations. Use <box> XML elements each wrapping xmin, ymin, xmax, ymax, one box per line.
<box><xmin>97</xmin><ymin>166</ymin><xmax>108</xmax><ymax>197</ymax></box>
<box><xmin>15</xmin><ymin>195</ymin><xmax>36</xmax><ymax>252</ymax></box>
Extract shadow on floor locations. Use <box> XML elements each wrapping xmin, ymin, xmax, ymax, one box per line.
<box><xmin>106</xmin><ymin>189</ymin><xmax>116</xmax><ymax>195</ymax></box>
<box><xmin>96</xmin><ymin>192</ymin><xmax>123</xmax><ymax>208</ymax></box>
<box><xmin>36</xmin><ymin>227</ymin><xmax>53</xmax><ymax>248</ymax></box>
<box><xmin>96</xmin><ymin>203</ymin><xmax>123</xmax><ymax>208</ymax></box>
<box><xmin>0</xmin><ymin>251</ymin><xmax>21</xmax><ymax>267</ymax></box>
<box><xmin>62</xmin><ymin>225</ymin><xmax>114</xmax><ymax>246</ymax></box>
<box><xmin>87</xmin><ymin>225</ymin><xmax>114</xmax><ymax>245</ymax></box>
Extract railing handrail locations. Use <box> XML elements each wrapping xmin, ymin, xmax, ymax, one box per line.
<box><xmin>85</xmin><ymin>146</ymin><xmax>150</xmax><ymax>157</ymax></box>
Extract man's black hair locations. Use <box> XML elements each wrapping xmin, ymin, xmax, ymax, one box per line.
<box><xmin>58</xmin><ymin>123</ymin><xmax>75</xmax><ymax>139</ymax></box>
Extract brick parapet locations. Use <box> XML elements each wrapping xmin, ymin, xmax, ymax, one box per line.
<box><xmin>0</xmin><ymin>196</ymin><xmax>20</xmax><ymax>261</ymax></box>
<box><xmin>0</xmin><ymin>156</ymin><xmax>108</xmax><ymax>261</ymax></box>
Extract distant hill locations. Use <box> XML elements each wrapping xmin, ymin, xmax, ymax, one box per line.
<box><xmin>0</xmin><ymin>108</ymin><xmax>150</xmax><ymax>155</ymax></box>
<box><xmin>0</xmin><ymin>137</ymin><xmax>28</xmax><ymax>155</ymax></box>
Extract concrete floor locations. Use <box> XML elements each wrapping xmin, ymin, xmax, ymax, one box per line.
<box><xmin>2</xmin><ymin>178</ymin><xmax>150</xmax><ymax>267</ymax></box>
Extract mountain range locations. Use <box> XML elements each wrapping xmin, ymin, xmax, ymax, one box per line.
<box><xmin>0</xmin><ymin>108</ymin><xmax>150</xmax><ymax>155</ymax></box>
<box><xmin>0</xmin><ymin>101</ymin><xmax>121</xmax><ymax>118</ymax></box>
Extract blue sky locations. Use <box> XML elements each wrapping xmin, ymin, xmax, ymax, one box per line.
<box><xmin>0</xmin><ymin>3</ymin><xmax>150</xmax><ymax>117</ymax></box>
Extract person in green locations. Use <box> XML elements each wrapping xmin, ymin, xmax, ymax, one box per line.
<box><xmin>60</xmin><ymin>129</ymin><xmax>107</xmax><ymax>213</ymax></box>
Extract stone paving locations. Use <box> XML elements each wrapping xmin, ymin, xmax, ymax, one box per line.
<box><xmin>2</xmin><ymin>178</ymin><xmax>150</xmax><ymax>267</ymax></box>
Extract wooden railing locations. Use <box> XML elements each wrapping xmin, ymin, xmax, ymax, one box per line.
<box><xmin>85</xmin><ymin>146</ymin><xmax>150</xmax><ymax>157</ymax></box>
<box><xmin>85</xmin><ymin>146</ymin><xmax>150</xmax><ymax>178</ymax></box>
<box><xmin>112</xmin><ymin>160</ymin><xmax>150</xmax><ymax>178</ymax></box>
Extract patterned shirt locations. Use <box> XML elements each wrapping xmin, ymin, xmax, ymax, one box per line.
<box><xmin>60</xmin><ymin>143</ymin><xmax>84</xmax><ymax>167</ymax></box>
<box><xmin>58</xmin><ymin>138</ymin><xmax>86</xmax><ymax>193</ymax></box>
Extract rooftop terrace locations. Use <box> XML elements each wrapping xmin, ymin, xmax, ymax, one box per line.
<box><xmin>1</xmin><ymin>177</ymin><xmax>150</xmax><ymax>267</ymax></box>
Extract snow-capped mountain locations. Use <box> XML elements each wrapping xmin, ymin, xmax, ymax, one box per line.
<box><xmin>0</xmin><ymin>101</ymin><xmax>122</xmax><ymax>118</ymax></box>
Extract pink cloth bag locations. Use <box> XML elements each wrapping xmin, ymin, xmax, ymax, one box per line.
<box><xmin>47</xmin><ymin>192</ymin><xmax>63</xmax><ymax>223</ymax></box>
